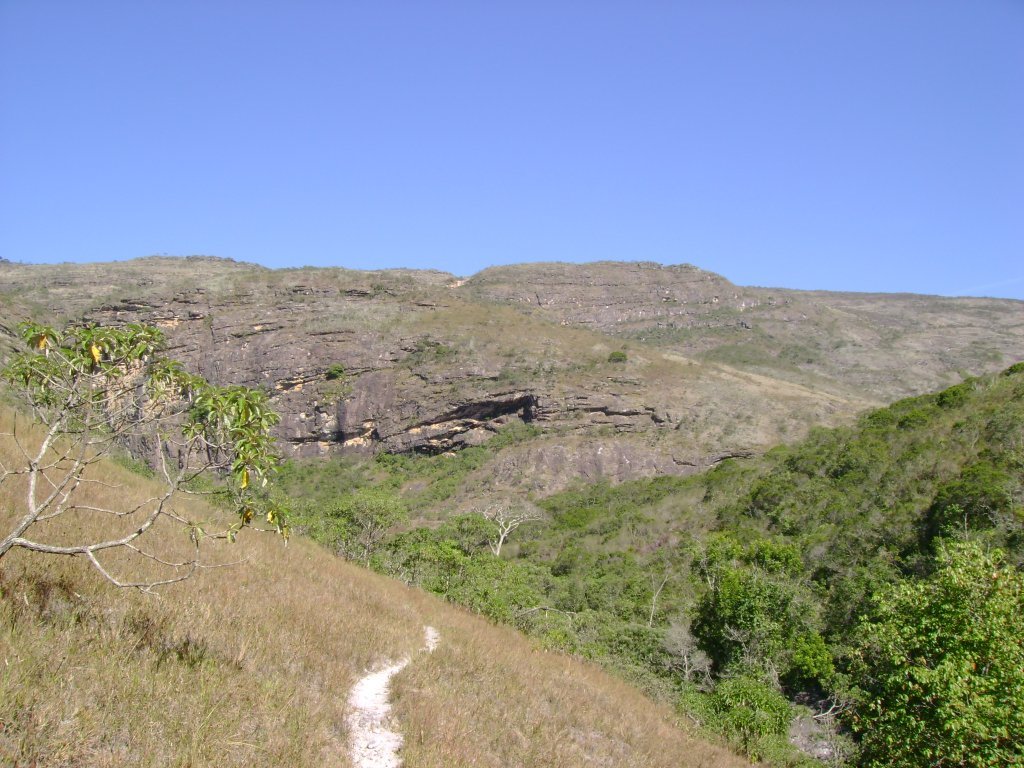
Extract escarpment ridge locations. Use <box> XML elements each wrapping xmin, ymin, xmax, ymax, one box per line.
<box><xmin>1</xmin><ymin>256</ymin><xmax>1021</xmax><ymax>494</ymax></box>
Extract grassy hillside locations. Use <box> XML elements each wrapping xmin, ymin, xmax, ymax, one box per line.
<box><xmin>4</xmin><ymin>257</ymin><xmax>1022</xmax><ymax>764</ymax></box>
<box><xmin>0</xmin><ymin>406</ymin><xmax>748</xmax><ymax>768</ymax></box>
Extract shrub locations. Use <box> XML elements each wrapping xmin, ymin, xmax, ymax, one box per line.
<box><xmin>924</xmin><ymin>462</ymin><xmax>1015</xmax><ymax>544</ymax></box>
<box><xmin>710</xmin><ymin>675</ymin><xmax>791</xmax><ymax>759</ymax></box>
<box><xmin>897</xmin><ymin>407</ymin><xmax>933</xmax><ymax>430</ymax></box>
<box><xmin>0</xmin><ymin>322</ymin><xmax>285</xmax><ymax>590</ymax></box>
<box><xmin>937</xmin><ymin>380</ymin><xmax>974</xmax><ymax>409</ymax></box>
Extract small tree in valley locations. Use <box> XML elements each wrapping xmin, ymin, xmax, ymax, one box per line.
<box><xmin>326</xmin><ymin>487</ymin><xmax>408</xmax><ymax>565</ymax></box>
<box><xmin>480</xmin><ymin>497</ymin><xmax>545</xmax><ymax>557</ymax></box>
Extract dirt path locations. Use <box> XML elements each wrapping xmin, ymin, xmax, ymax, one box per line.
<box><xmin>347</xmin><ymin>626</ymin><xmax>440</xmax><ymax>768</ymax></box>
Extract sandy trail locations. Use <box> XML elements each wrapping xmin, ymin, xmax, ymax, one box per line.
<box><xmin>347</xmin><ymin>626</ymin><xmax>440</xmax><ymax>768</ymax></box>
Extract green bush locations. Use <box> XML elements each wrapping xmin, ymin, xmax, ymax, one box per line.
<box><xmin>937</xmin><ymin>380</ymin><xmax>973</xmax><ymax>409</ymax></box>
<box><xmin>859</xmin><ymin>406</ymin><xmax>898</xmax><ymax>429</ymax></box>
<box><xmin>924</xmin><ymin>461</ymin><xmax>1015</xmax><ymax>544</ymax></box>
<box><xmin>486</xmin><ymin>420</ymin><xmax>542</xmax><ymax>449</ymax></box>
<box><xmin>406</xmin><ymin>338</ymin><xmax>458</xmax><ymax>365</ymax></box>
<box><xmin>710</xmin><ymin>675</ymin><xmax>792</xmax><ymax>759</ymax></box>
<box><xmin>607</xmin><ymin>350</ymin><xmax>628</xmax><ymax>364</ymax></box>
<box><xmin>896</xmin><ymin>407</ymin><xmax>933</xmax><ymax>430</ymax></box>
<box><xmin>324</xmin><ymin>487</ymin><xmax>408</xmax><ymax>564</ymax></box>
<box><xmin>693</xmin><ymin>562</ymin><xmax>805</xmax><ymax>677</ymax></box>
<box><xmin>746</xmin><ymin>471</ymin><xmax>797</xmax><ymax>518</ymax></box>
<box><xmin>785</xmin><ymin>632</ymin><xmax>834</xmax><ymax>690</ymax></box>
<box><xmin>748</xmin><ymin>539</ymin><xmax>804</xmax><ymax>576</ymax></box>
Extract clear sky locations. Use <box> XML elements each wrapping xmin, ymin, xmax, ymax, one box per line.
<box><xmin>1</xmin><ymin>1</ymin><xmax>1022</xmax><ymax>299</ymax></box>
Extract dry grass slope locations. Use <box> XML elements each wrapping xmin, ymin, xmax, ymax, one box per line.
<box><xmin>0</xmin><ymin>406</ymin><xmax>749</xmax><ymax>768</ymax></box>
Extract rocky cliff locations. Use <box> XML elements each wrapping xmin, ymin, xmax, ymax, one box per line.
<box><xmin>1</xmin><ymin>256</ymin><xmax>1021</xmax><ymax>493</ymax></box>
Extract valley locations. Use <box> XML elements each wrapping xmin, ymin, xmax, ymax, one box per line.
<box><xmin>1</xmin><ymin>255</ymin><xmax>1022</xmax><ymax>766</ymax></box>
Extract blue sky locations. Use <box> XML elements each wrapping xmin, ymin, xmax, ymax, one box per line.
<box><xmin>1</xmin><ymin>2</ymin><xmax>1022</xmax><ymax>299</ymax></box>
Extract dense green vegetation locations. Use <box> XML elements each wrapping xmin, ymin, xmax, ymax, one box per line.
<box><xmin>850</xmin><ymin>540</ymin><xmax>1023</xmax><ymax>768</ymax></box>
<box><xmin>281</xmin><ymin>364</ymin><xmax>1024</xmax><ymax>765</ymax></box>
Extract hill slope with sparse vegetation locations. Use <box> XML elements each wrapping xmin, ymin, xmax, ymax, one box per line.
<box><xmin>0</xmin><ymin>404</ymin><xmax>749</xmax><ymax>768</ymax></box>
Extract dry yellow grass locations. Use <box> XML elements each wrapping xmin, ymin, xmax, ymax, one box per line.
<box><xmin>392</xmin><ymin>617</ymin><xmax>746</xmax><ymax>768</ymax></box>
<box><xmin>1</xmin><ymin>405</ymin><xmax>749</xmax><ymax>768</ymax></box>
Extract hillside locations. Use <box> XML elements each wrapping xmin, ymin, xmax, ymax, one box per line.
<box><xmin>1</xmin><ymin>256</ymin><xmax>1021</xmax><ymax>504</ymax></box>
<box><xmin>281</xmin><ymin>364</ymin><xmax>1024</xmax><ymax>764</ymax></box>
<box><xmin>0</xmin><ymin>404</ymin><xmax>748</xmax><ymax>768</ymax></box>
<box><xmin>464</xmin><ymin>261</ymin><xmax>1024</xmax><ymax>399</ymax></box>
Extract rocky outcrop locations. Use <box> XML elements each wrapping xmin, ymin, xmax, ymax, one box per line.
<box><xmin>382</xmin><ymin>391</ymin><xmax>537</xmax><ymax>453</ymax></box>
<box><xmin>552</xmin><ymin>392</ymin><xmax>670</xmax><ymax>429</ymax></box>
<box><xmin>69</xmin><ymin>281</ymin><xmax>587</xmax><ymax>457</ymax></box>
<box><xmin>68</xmin><ymin>269</ymin><xmax>723</xmax><ymax>459</ymax></box>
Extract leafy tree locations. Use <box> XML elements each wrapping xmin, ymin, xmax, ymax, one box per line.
<box><xmin>436</xmin><ymin>512</ymin><xmax>493</xmax><ymax>555</ymax></box>
<box><xmin>0</xmin><ymin>322</ymin><xmax>285</xmax><ymax>590</ymax></box>
<box><xmin>326</xmin><ymin>487</ymin><xmax>407</xmax><ymax>565</ymax></box>
<box><xmin>694</xmin><ymin>563</ymin><xmax>795</xmax><ymax>677</ymax></box>
<box><xmin>442</xmin><ymin>554</ymin><xmax>549</xmax><ymax>623</ymax></box>
<box><xmin>693</xmin><ymin>536</ymin><xmax>827</xmax><ymax>687</ymax></box>
<box><xmin>936</xmin><ymin>379</ymin><xmax>974</xmax><ymax>409</ymax></box>
<box><xmin>377</xmin><ymin>526</ymin><xmax>549</xmax><ymax>623</ymax></box>
<box><xmin>377</xmin><ymin>528</ymin><xmax>467</xmax><ymax>592</ymax></box>
<box><xmin>850</xmin><ymin>540</ymin><xmax>1024</xmax><ymax>768</ymax></box>
<box><xmin>924</xmin><ymin>462</ymin><xmax>1019</xmax><ymax>544</ymax></box>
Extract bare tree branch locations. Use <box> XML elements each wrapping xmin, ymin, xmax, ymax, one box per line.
<box><xmin>481</xmin><ymin>498</ymin><xmax>545</xmax><ymax>557</ymax></box>
<box><xmin>0</xmin><ymin>322</ymin><xmax>287</xmax><ymax>590</ymax></box>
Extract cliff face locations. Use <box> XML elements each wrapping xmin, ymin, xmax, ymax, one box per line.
<box><xmin>80</xmin><ymin>281</ymin><xmax>775</xmax><ymax>466</ymax></box>
<box><xmin>1</xmin><ymin>256</ymin><xmax>1022</xmax><ymax>493</ymax></box>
